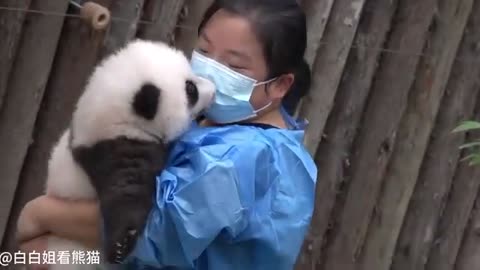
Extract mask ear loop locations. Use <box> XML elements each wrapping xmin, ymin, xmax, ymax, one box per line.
<box><xmin>250</xmin><ymin>77</ymin><xmax>278</xmax><ymax>114</ymax></box>
<box><xmin>262</xmin><ymin>76</ymin><xmax>279</xmax><ymax>102</ymax></box>
<box><xmin>254</xmin><ymin>76</ymin><xmax>277</xmax><ymax>95</ymax></box>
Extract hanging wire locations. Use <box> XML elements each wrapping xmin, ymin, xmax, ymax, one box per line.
<box><xmin>1</xmin><ymin>5</ymin><xmax>480</xmax><ymax>65</ymax></box>
<box><xmin>0</xmin><ymin>5</ymin><xmax>198</xmax><ymax>30</ymax></box>
<box><xmin>69</xmin><ymin>1</ymin><xmax>83</xmax><ymax>10</ymax></box>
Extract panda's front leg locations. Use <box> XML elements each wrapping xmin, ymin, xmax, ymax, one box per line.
<box><xmin>100</xmin><ymin>184</ymin><xmax>154</xmax><ymax>264</ymax></box>
<box><xmin>72</xmin><ymin>137</ymin><xmax>167</xmax><ymax>264</ymax></box>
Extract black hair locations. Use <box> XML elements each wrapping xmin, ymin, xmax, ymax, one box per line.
<box><xmin>198</xmin><ymin>0</ymin><xmax>311</xmax><ymax>115</ymax></box>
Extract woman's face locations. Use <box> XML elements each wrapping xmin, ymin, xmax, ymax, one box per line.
<box><xmin>195</xmin><ymin>9</ymin><xmax>292</xmax><ymax>112</ymax></box>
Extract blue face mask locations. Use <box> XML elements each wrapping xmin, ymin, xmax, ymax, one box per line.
<box><xmin>190</xmin><ymin>50</ymin><xmax>277</xmax><ymax>124</ymax></box>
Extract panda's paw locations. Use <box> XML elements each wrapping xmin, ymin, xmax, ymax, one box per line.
<box><xmin>110</xmin><ymin>228</ymin><xmax>139</xmax><ymax>264</ymax></box>
<box><xmin>106</xmin><ymin>225</ymin><xmax>141</xmax><ymax>264</ymax></box>
<box><xmin>101</xmin><ymin>190</ymin><xmax>153</xmax><ymax>264</ymax></box>
<box><xmin>104</xmin><ymin>207</ymin><xmax>149</xmax><ymax>264</ymax></box>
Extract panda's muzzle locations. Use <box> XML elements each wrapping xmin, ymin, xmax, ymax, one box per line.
<box><xmin>114</xmin><ymin>122</ymin><xmax>164</xmax><ymax>143</ymax></box>
<box><xmin>137</xmin><ymin>126</ymin><xmax>163</xmax><ymax>143</ymax></box>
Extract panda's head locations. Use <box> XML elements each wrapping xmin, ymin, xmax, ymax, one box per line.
<box><xmin>71</xmin><ymin>40</ymin><xmax>215</xmax><ymax>147</ymax></box>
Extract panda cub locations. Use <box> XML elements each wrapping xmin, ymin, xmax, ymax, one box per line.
<box><xmin>43</xmin><ymin>39</ymin><xmax>215</xmax><ymax>267</ymax></box>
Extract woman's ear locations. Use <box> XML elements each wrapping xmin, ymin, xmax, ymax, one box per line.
<box><xmin>270</xmin><ymin>73</ymin><xmax>294</xmax><ymax>100</ymax></box>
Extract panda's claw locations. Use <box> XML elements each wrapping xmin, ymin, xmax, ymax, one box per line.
<box><xmin>109</xmin><ymin>230</ymin><xmax>138</xmax><ymax>264</ymax></box>
<box><xmin>103</xmin><ymin>197</ymin><xmax>151</xmax><ymax>264</ymax></box>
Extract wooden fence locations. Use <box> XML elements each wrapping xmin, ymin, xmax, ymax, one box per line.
<box><xmin>1</xmin><ymin>0</ymin><xmax>480</xmax><ymax>269</ymax></box>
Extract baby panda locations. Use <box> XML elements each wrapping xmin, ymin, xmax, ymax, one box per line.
<box><xmin>43</xmin><ymin>39</ymin><xmax>215</xmax><ymax>268</ymax></box>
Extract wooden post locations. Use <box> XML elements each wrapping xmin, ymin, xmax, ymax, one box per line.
<box><xmin>359</xmin><ymin>0</ymin><xmax>474</xmax><ymax>269</ymax></box>
<box><xmin>295</xmin><ymin>0</ymin><xmax>398</xmax><ymax>268</ymax></box>
<box><xmin>299</xmin><ymin>0</ymin><xmax>367</xmax><ymax>156</ymax></box>
<box><xmin>174</xmin><ymin>0</ymin><xmax>214</xmax><ymax>57</ymax></box>
<box><xmin>425</xmin><ymin>100</ymin><xmax>480</xmax><ymax>269</ymax></box>
<box><xmin>0</xmin><ymin>0</ymin><xmax>112</xmax><ymax>252</ymax></box>
<box><xmin>0</xmin><ymin>0</ymin><xmax>69</xmax><ymax>244</ymax></box>
<box><xmin>302</xmin><ymin>0</ymin><xmax>335</xmax><ymax>68</ymax></box>
<box><xmin>454</xmin><ymin>190</ymin><xmax>480</xmax><ymax>270</ymax></box>
<box><xmin>0</xmin><ymin>0</ymin><xmax>31</xmax><ymax>111</ymax></box>
<box><xmin>99</xmin><ymin>0</ymin><xmax>145</xmax><ymax>58</ymax></box>
<box><xmin>391</xmin><ymin>1</ymin><xmax>480</xmax><ymax>269</ymax></box>
<box><xmin>136</xmin><ymin>0</ymin><xmax>186</xmax><ymax>44</ymax></box>
<box><xmin>321</xmin><ymin>0</ymin><xmax>437</xmax><ymax>269</ymax></box>
<box><xmin>293</xmin><ymin>0</ymin><xmax>335</xmax><ymax>118</ymax></box>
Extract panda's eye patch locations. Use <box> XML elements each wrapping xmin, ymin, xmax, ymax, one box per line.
<box><xmin>133</xmin><ymin>83</ymin><xmax>160</xmax><ymax>121</ymax></box>
<box><xmin>185</xmin><ymin>80</ymin><xmax>199</xmax><ymax>107</ymax></box>
<box><xmin>186</xmin><ymin>80</ymin><xmax>197</xmax><ymax>95</ymax></box>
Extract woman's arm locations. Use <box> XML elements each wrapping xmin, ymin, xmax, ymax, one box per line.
<box><xmin>17</xmin><ymin>195</ymin><xmax>101</xmax><ymax>250</ymax></box>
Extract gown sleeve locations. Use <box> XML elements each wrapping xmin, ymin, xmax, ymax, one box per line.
<box><xmin>123</xmin><ymin>120</ymin><xmax>319</xmax><ymax>270</ymax></box>
<box><xmin>123</xmin><ymin>138</ymin><xmax>271</xmax><ymax>269</ymax></box>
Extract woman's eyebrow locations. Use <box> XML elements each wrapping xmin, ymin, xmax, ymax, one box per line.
<box><xmin>226</xmin><ymin>49</ymin><xmax>251</xmax><ymax>62</ymax></box>
<box><xmin>200</xmin><ymin>31</ymin><xmax>211</xmax><ymax>44</ymax></box>
<box><xmin>200</xmin><ymin>31</ymin><xmax>251</xmax><ymax>62</ymax></box>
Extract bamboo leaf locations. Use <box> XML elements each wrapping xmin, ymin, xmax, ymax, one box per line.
<box><xmin>460</xmin><ymin>153</ymin><xmax>480</xmax><ymax>162</ymax></box>
<box><xmin>452</xmin><ymin>120</ymin><xmax>480</xmax><ymax>133</ymax></box>
<box><xmin>469</xmin><ymin>154</ymin><xmax>480</xmax><ymax>166</ymax></box>
<box><xmin>459</xmin><ymin>141</ymin><xmax>480</xmax><ymax>149</ymax></box>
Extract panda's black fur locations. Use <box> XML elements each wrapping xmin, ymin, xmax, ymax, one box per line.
<box><xmin>71</xmin><ymin>128</ymin><xmax>166</xmax><ymax>264</ymax></box>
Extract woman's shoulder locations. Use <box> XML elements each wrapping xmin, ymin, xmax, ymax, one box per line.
<box><xmin>175</xmin><ymin>107</ymin><xmax>310</xmax><ymax>149</ymax></box>
<box><xmin>169</xmin><ymin>121</ymin><xmax>317</xmax><ymax>179</ymax></box>
<box><xmin>174</xmin><ymin>121</ymin><xmax>301</xmax><ymax>152</ymax></box>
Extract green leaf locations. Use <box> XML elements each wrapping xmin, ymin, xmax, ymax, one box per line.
<box><xmin>460</xmin><ymin>154</ymin><xmax>476</xmax><ymax>162</ymax></box>
<box><xmin>469</xmin><ymin>154</ymin><xmax>480</xmax><ymax>166</ymax></box>
<box><xmin>459</xmin><ymin>141</ymin><xmax>480</xmax><ymax>149</ymax></box>
<box><xmin>452</xmin><ymin>120</ymin><xmax>480</xmax><ymax>133</ymax></box>
<box><xmin>460</xmin><ymin>152</ymin><xmax>480</xmax><ymax>166</ymax></box>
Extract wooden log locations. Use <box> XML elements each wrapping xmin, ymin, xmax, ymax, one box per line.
<box><xmin>0</xmin><ymin>0</ymin><xmax>111</xmax><ymax>252</ymax></box>
<box><xmin>174</xmin><ymin>0</ymin><xmax>213</xmax><ymax>57</ymax></box>
<box><xmin>0</xmin><ymin>0</ymin><xmax>31</xmax><ymax>110</ymax></box>
<box><xmin>358</xmin><ymin>0</ymin><xmax>474</xmax><ymax>269</ymax></box>
<box><xmin>294</xmin><ymin>0</ymin><xmax>398</xmax><ymax>269</ymax></box>
<box><xmin>454</xmin><ymin>190</ymin><xmax>480</xmax><ymax>270</ymax></box>
<box><xmin>425</xmin><ymin>101</ymin><xmax>480</xmax><ymax>270</ymax></box>
<box><xmin>0</xmin><ymin>0</ymin><xmax>69</xmax><ymax>245</ymax></box>
<box><xmin>293</xmin><ymin>0</ymin><xmax>335</xmax><ymax>118</ymax></box>
<box><xmin>78</xmin><ymin>1</ymin><xmax>111</xmax><ymax>31</ymax></box>
<box><xmin>321</xmin><ymin>0</ymin><xmax>437</xmax><ymax>269</ymax></box>
<box><xmin>391</xmin><ymin>1</ymin><xmax>480</xmax><ymax>269</ymax></box>
<box><xmin>299</xmin><ymin>0</ymin><xmax>367</xmax><ymax>156</ymax></box>
<box><xmin>136</xmin><ymin>0</ymin><xmax>185</xmax><ymax>44</ymax></box>
<box><xmin>302</xmin><ymin>0</ymin><xmax>335</xmax><ymax>67</ymax></box>
<box><xmin>99</xmin><ymin>0</ymin><xmax>145</xmax><ymax>57</ymax></box>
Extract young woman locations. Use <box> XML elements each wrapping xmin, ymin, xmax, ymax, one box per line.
<box><xmin>16</xmin><ymin>0</ymin><xmax>317</xmax><ymax>269</ymax></box>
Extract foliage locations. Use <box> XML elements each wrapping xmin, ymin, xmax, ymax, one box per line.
<box><xmin>453</xmin><ymin>120</ymin><xmax>480</xmax><ymax>166</ymax></box>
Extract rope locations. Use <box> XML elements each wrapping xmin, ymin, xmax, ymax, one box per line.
<box><xmin>1</xmin><ymin>5</ymin><xmax>480</xmax><ymax>64</ymax></box>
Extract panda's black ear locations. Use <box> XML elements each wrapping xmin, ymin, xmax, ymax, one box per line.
<box><xmin>132</xmin><ymin>83</ymin><xmax>160</xmax><ymax>120</ymax></box>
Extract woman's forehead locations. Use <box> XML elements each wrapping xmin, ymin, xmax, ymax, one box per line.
<box><xmin>200</xmin><ymin>10</ymin><xmax>264</xmax><ymax>60</ymax></box>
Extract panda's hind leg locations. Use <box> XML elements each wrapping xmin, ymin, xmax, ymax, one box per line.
<box><xmin>45</xmin><ymin>129</ymin><xmax>97</xmax><ymax>199</ymax></box>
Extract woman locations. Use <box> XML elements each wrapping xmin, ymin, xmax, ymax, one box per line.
<box><xmin>16</xmin><ymin>0</ymin><xmax>317</xmax><ymax>269</ymax></box>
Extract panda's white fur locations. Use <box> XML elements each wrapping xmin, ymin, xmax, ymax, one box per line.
<box><xmin>70</xmin><ymin>39</ymin><xmax>214</xmax><ymax>149</ymax></box>
<box><xmin>40</xmin><ymin>39</ymin><xmax>215</xmax><ymax>269</ymax></box>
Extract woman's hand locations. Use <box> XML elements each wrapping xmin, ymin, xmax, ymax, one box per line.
<box><xmin>16</xmin><ymin>196</ymin><xmax>48</xmax><ymax>244</ymax></box>
<box><xmin>17</xmin><ymin>195</ymin><xmax>102</xmax><ymax>251</ymax></box>
<box><xmin>18</xmin><ymin>234</ymin><xmax>50</xmax><ymax>270</ymax></box>
<box><xmin>16</xmin><ymin>197</ymin><xmax>50</xmax><ymax>270</ymax></box>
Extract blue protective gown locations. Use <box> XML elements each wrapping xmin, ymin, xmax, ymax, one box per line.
<box><xmin>123</xmin><ymin>107</ymin><xmax>318</xmax><ymax>270</ymax></box>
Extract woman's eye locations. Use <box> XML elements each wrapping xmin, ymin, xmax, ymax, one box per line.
<box><xmin>197</xmin><ymin>48</ymin><xmax>209</xmax><ymax>55</ymax></box>
<box><xmin>228</xmin><ymin>64</ymin><xmax>246</xmax><ymax>71</ymax></box>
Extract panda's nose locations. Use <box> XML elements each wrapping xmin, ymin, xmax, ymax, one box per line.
<box><xmin>196</xmin><ymin>76</ymin><xmax>214</xmax><ymax>87</ymax></box>
<box><xmin>209</xmin><ymin>91</ymin><xmax>216</xmax><ymax>104</ymax></box>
